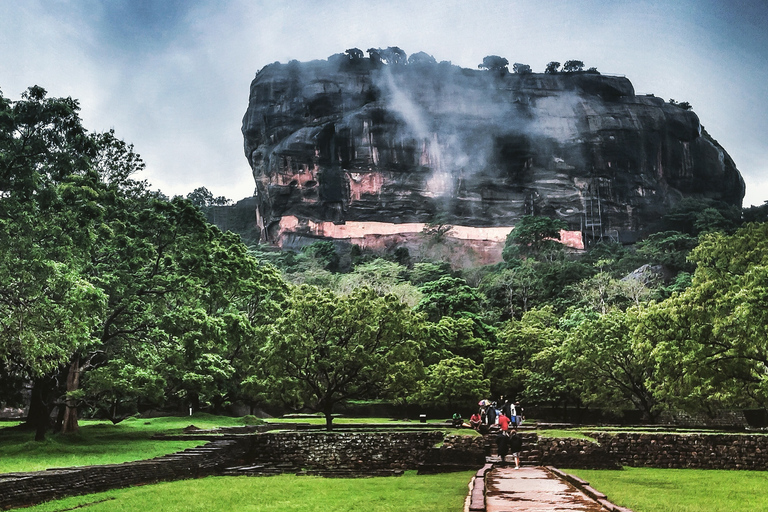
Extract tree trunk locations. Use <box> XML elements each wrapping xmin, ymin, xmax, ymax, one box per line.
<box><xmin>27</xmin><ymin>378</ymin><xmax>51</xmax><ymax>441</ymax></box>
<box><xmin>61</xmin><ymin>356</ymin><xmax>80</xmax><ymax>434</ymax></box>
<box><xmin>324</xmin><ymin>408</ymin><xmax>334</xmax><ymax>431</ymax></box>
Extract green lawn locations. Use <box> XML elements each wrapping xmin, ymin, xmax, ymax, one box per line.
<box><xmin>566</xmin><ymin>467</ymin><xmax>768</xmax><ymax>512</ymax></box>
<box><xmin>20</xmin><ymin>472</ymin><xmax>474</xmax><ymax>512</ymax></box>
<box><xmin>0</xmin><ymin>414</ymin><xmax>250</xmax><ymax>473</ymax></box>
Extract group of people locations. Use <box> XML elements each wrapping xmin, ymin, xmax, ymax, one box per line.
<box><xmin>452</xmin><ymin>397</ymin><xmax>526</xmax><ymax>469</ymax></box>
<box><xmin>468</xmin><ymin>397</ymin><xmax>524</xmax><ymax>431</ymax></box>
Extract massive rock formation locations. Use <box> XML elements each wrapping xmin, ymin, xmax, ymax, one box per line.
<box><xmin>242</xmin><ymin>52</ymin><xmax>744</xmax><ymax>265</ymax></box>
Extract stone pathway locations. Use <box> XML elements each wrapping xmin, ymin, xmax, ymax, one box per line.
<box><xmin>484</xmin><ymin>466</ymin><xmax>607</xmax><ymax>512</ymax></box>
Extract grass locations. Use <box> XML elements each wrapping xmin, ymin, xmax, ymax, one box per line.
<box><xmin>565</xmin><ymin>467</ymin><xmax>768</xmax><ymax>512</ymax></box>
<box><xmin>0</xmin><ymin>413</ymin><xmax>251</xmax><ymax>474</ymax></box>
<box><xmin>537</xmin><ymin>429</ymin><xmax>593</xmax><ymax>440</ymax></box>
<box><xmin>20</xmin><ymin>471</ymin><xmax>475</xmax><ymax>512</ymax></box>
<box><xmin>265</xmin><ymin>416</ymin><xmax>477</xmax><ymax>436</ymax></box>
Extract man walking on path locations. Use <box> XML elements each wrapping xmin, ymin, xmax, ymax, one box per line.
<box><xmin>509</xmin><ymin>428</ymin><xmax>523</xmax><ymax>469</ymax></box>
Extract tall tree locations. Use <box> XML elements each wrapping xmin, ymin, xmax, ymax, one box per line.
<box><xmin>256</xmin><ymin>286</ymin><xmax>424</xmax><ymax>429</ymax></box>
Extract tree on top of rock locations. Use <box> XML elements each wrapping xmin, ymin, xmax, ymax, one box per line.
<box><xmin>478</xmin><ymin>55</ymin><xmax>509</xmax><ymax>73</ymax></box>
<box><xmin>563</xmin><ymin>60</ymin><xmax>585</xmax><ymax>72</ymax></box>
<box><xmin>512</xmin><ymin>63</ymin><xmax>532</xmax><ymax>74</ymax></box>
<box><xmin>545</xmin><ymin>61</ymin><xmax>561</xmax><ymax>74</ymax></box>
<box><xmin>345</xmin><ymin>48</ymin><xmax>364</xmax><ymax>60</ymax></box>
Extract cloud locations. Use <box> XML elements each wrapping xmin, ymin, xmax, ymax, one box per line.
<box><xmin>1</xmin><ymin>0</ymin><xmax>766</xmax><ymax>205</ymax></box>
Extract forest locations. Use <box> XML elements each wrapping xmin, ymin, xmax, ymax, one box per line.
<box><xmin>3</xmin><ymin>86</ymin><xmax>768</xmax><ymax>437</ymax></box>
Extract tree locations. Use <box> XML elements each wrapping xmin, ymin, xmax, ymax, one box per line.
<box><xmin>416</xmin><ymin>357</ymin><xmax>489</xmax><ymax>409</ymax></box>
<box><xmin>480</xmin><ymin>260</ymin><xmax>542</xmax><ymax>317</ymax></box>
<box><xmin>562</xmin><ymin>60</ymin><xmax>585</xmax><ymax>72</ymax></box>
<box><xmin>257</xmin><ymin>286</ymin><xmax>424</xmax><ymax>429</ymax></box>
<box><xmin>0</xmin><ymin>86</ymin><xmax>107</xmax><ymax>439</ymax></box>
<box><xmin>485</xmin><ymin>307</ymin><xmax>566</xmax><ymax>402</ymax></box>
<box><xmin>422</xmin><ymin>213</ymin><xmax>454</xmax><ymax>243</ymax></box>
<box><xmin>478</xmin><ymin>55</ymin><xmax>509</xmax><ymax>73</ymax></box>
<box><xmin>560</xmin><ymin>308</ymin><xmax>661</xmax><ymax>421</ymax></box>
<box><xmin>0</xmin><ymin>86</ymin><xmax>291</xmax><ymax>437</ymax></box>
<box><xmin>186</xmin><ymin>186</ymin><xmax>231</xmax><ymax>208</ymax></box>
<box><xmin>545</xmin><ymin>61</ymin><xmax>560</xmax><ymax>74</ymax></box>
<box><xmin>415</xmin><ymin>276</ymin><xmax>481</xmax><ymax>322</ymax></box>
<box><xmin>641</xmin><ymin>223</ymin><xmax>768</xmax><ymax>413</ymax></box>
<box><xmin>512</xmin><ymin>63</ymin><xmax>532</xmax><ymax>74</ymax></box>
<box><xmin>407</xmin><ymin>52</ymin><xmax>437</xmax><ymax>66</ymax></box>
<box><xmin>422</xmin><ymin>316</ymin><xmax>488</xmax><ymax>365</ymax></box>
<box><xmin>503</xmin><ymin>215</ymin><xmax>568</xmax><ymax>262</ymax></box>
<box><xmin>634</xmin><ymin>231</ymin><xmax>697</xmax><ymax>273</ymax></box>
<box><xmin>345</xmin><ymin>48</ymin><xmax>364</xmax><ymax>60</ymax></box>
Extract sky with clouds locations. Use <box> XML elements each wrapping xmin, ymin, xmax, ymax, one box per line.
<box><xmin>2</xmin><ymin>0</ymin><xmax>767</xmax><ymax>206</ymax></box>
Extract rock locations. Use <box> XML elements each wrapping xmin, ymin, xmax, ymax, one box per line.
<box><xmin>241</xmin><ymin>53</ymin><xmax>744</xmax><ymax>265</ymax></box>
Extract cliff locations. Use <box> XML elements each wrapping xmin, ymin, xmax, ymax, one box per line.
<box><xmin>241</xmin><ymin>54</ymin><xmax>744</xmax><ymax>264</ymax></box>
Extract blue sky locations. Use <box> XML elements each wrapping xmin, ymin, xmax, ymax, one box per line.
<box><xmin>2</xmin><ymin>0</ymin><xmax>767</xmax><ymax>206</ymax></box>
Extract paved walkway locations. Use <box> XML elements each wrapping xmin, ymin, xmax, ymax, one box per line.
<box><xmin>484</xmin><ymin>466</ymin><xmax>606</xmax><ymax>512</ymax></box>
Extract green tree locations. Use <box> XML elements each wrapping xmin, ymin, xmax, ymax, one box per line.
<box><xmin>415</xmin><ymin>276</ymin><xmax>481</xmax><ymax>322</ymax></box>
<box><xmin>186</xmin><ymin>186</ymin><xmax>231</xmax><ymax>207</ymax></box>
<box><xmin>416</xmin><ymin>357</ymin><xmax>490</xmax><ymax>409</ymax></box>
<box><xmin>256</xmin><ymin>286</ymin><xmax>424</xmax><ymax>429</ymax></box>
<box><xmin>422</xmin><ymin>316</ymin><xmax>488</xmax><ymax>365</ymax></box>
<box><xmin>503</xmin><ymin>216</ymin><xmax>568</xmax><ymax>262</ymax></box>
<box><xmin>560</xmin><ymin>308</ymin><xmax>660</xmax><ymax>421</ymax></box>
<box><xmin>634</xmin><ymin>231</ymin><xmax>697</xmax><ymax>273</ymax></box>
<box><xmin>545</xmin><ymin>61</ymin><xmax>560</xmax><ymax>74</ymax></box>
<box><xmin>485</xmin><ymin>307</ymin><xmax>566</xmax><ymax>402</ymax></box>
<box><xmin>642</xmin><ymin>223</ymin><xmax>768</xmax><ymax>412</ymax></box>
<box><xmin>0</xmin><ymin>86</ymin><xmax>107</xmax><ymax>438</ymax></box>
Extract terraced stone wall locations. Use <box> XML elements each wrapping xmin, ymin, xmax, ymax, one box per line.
<box><xmin>0</xmin><ymin>438</ymin><xmax>248</xmax><ymax>510</ymax></box>
<box><xmin>247</xmin><ymin>431</ymin><xmax>458</xmax><ymax>470</ymax></box>
<box><xmin>590</xmin><ymin>432</ymin><xmax>768</xmax><ymax>470</ymax></box>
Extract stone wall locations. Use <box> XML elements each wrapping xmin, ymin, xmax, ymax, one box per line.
<box><xmin>590</xmin><ymin>432</ymin><xmax>768</xmax><ymax>470</ymax></box>
<box><xmin>246</xmin><ymin>431</ymin><xmax>449</xmax><ymax>470</ymax></box>
<box><xmin>537</xmin><ymin>436</ymin><xmax>622</xmax><ymax>469</ymax></box>
<box><xmin>0</xmin><ymin>438</ymin><xmax>248</xmax><ymax>510</ymax></box>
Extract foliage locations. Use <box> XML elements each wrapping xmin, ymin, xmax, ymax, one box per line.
<box><xmin>562</xmin><ymin>60</ymin><xmax>585</xmax><ymax>72</ymax></box>
<box><xmin>254</xmin><ymin>286</ymin><xmax>425</xmax><ymax>429</ymax></box>
<box><xmin>502</xmin><ymin>215</ymin><xmax>568</xmax><ymax>262</ymax></box>
<box><xmin>415</xmin><ymin>276</ymin><xmax>481</xmax><ymax>322</ymax></box>
<box><xmin>512</xmin><ymin>63</ymin><xmax>532</xmax><ymax>74</ymax></box>
<box><xmin>416</xmin><ymin>357</ymin><xmax>490</xmax><ymax>408</ymax></box>
<box><xmin>642</xmin><ymin>223</ymin><xmax>768</xmax><ymax>412</ymax></box>
<box><xmin>478</xmin><ymin>55</ymin><xmax>509</xmax><ymax>72</ymax></box>
<box><xmin>560</xmin><ymin>307</ymin><xmax>660</xmax><ymax>421</ymax></box>
<box><xmin>185</xmin><ymin>186</ymin><xmax>231</xmax><ymax>207</ymax></box>
<box><xmin>545</xmin><ymin>61</ymin><xmax>561</xmax><ymax>74</ymax></box>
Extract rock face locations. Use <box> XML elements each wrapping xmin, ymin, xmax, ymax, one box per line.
<box><xmin>242</xmin><ymin>54</ymin><xmax>744</xmax><ymax>264</ymax></box>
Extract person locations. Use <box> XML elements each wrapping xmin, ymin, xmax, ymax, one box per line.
<box><xmin>514</xmin><ymin>401</ymin><xmax>525</xmax><ymax>427</ymax></box>
<box><xmin>496</xmin><ymin>430</ymin><xmax>509</xmax><ymax>465</ymax></box>
<box><xmin>486</xmin><ymin>403</ymin><xmax>497</xmax><ymax>426</ymax></box>
<box><xmin>509</xmin><ymin>428</ymin><xmax>523</xmax><ymax>469</ymax></box>
<box><xmin>452</xmin><ymin>412</ymin><xmax>463</xmax><ymax>428</ymax></box>
<box><xmin>469</xmin><ymin>411</ymin><xmax>482</xmax><ymax>431</ymax></box>
<box><xmin>498</xmin><ymin>411</ymin><xmax>510</xmax><ymax>433</ymax></box>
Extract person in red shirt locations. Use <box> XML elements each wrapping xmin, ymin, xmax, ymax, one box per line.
<box><xmin>469</xmin><ymin>412</ymin><xmax>482</xmax><ymax>431</ymax></box>
<box><xmin>498</xmin><ymin>412</ymin><xmax>510</xmax><ymax>433</ymax></box>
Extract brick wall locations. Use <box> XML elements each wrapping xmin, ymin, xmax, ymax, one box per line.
<box><xmin>590</xmin><ymin>432</ymin><xmax>768</xmax><ymax>470</ymax></box>
<box><xmin>0</xmin><ymin>438</ymin><xmax>248</xmax><ymax>510</ymax></box>
<box><xmin>246</xmin><ymin>431</ymin><xmax>449</xmax><ymax>470</ymax></box>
